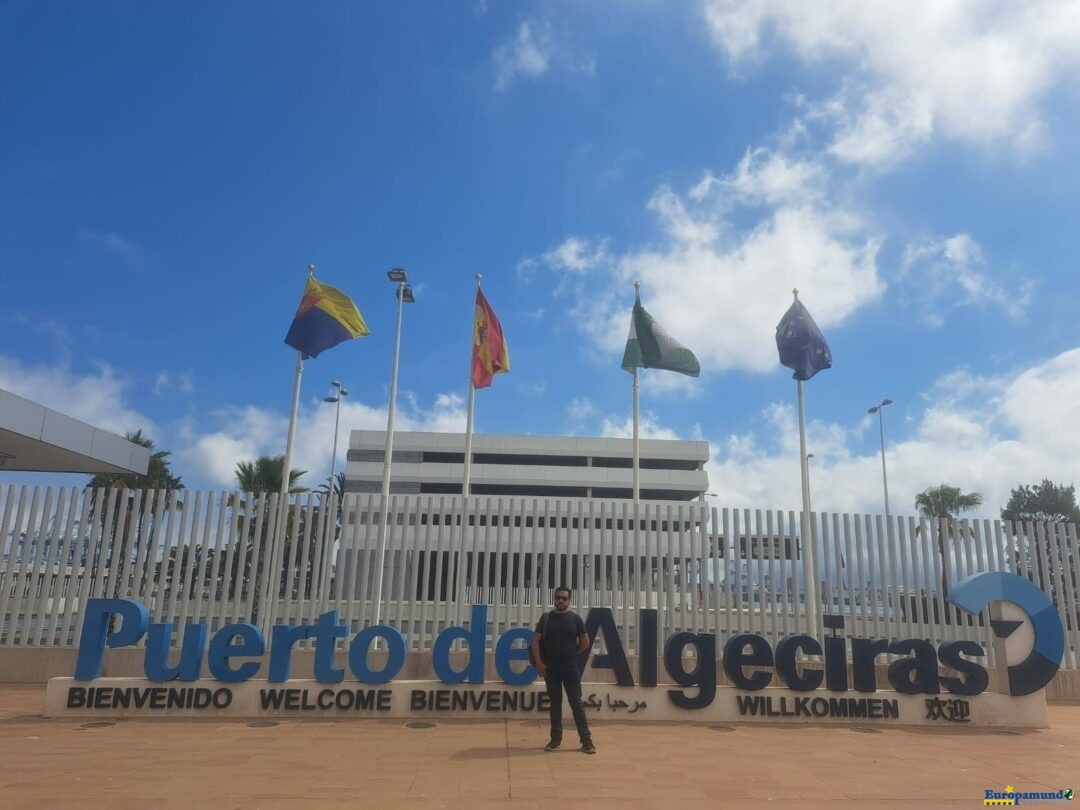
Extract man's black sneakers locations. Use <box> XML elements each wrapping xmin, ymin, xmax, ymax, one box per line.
<box><xmin>581</xmin><ymin>741</ymin><xmax>597</xmax><ymax>754</ymax></box>
<box><xmin>544</xmin><ymin>739</ymin><xmax>561</xmax><ymax>751</ymax></box>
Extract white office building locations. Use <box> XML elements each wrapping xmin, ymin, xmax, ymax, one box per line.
<box><xmin>343</xmin><ymin>430</ymin><xmax>710</xmax><ymax>501</ymax></box>
<box><xmin>335</xmin><ymin>431</ymin><xmax>722</xmax><ymax>612</ymax></box>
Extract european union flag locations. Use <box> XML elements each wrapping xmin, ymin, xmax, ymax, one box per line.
<box><xmin>775</xmin><ymin>297</ymin><xmax>832</xmax><ymax>381</ymax></box>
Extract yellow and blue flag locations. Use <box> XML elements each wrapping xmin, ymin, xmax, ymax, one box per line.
<box><xmin>284</xmin><ymin>276</ymin><xmax>369</xmax><ymax>358</ymax></box>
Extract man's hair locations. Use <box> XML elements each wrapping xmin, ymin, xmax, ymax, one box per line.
<box><xmin>554</xmin><ymin>586</ymin><xmax>572</xmax><ymax>598</ymax></box>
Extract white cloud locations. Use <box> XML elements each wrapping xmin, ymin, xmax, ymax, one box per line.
<box><xmin>153</xmin><ymin>370</ymin><xmax>194</xmax><ymax>395</ymax></box>
<box><xmin>567</xmin><ymin>397</ymin><xmax>597</xmax><ymax>422</ymax></box>
<box><xmin>0</xmin><ymin>354</ymin><xmax>154</xmax><ymax>437</ymax></box>
<box><xmin>492</xmin><ymin>19</ymin><xmax>596</xmax><ymax>91</ymax></box>
<box><xmin>8</xmin><ymin>316</ymin><xmax>74</xmax><ymax>360</ymax></box>
<box><xmin>78</xmin><ymin>228</ymin><xmax>141</xmax><ymax>266</ymax></box>
<box><xmin>600</xmin><ymin>413</ymin><xmax>681</xmax><ymax>441</ymax></box>
<box><xmin>701</xmin><ymin>0</ymin><xmax>1080</xmax><ymax>167</ymax></box>
<box><xmin>899</xmin><ymin>233</ymin><xmax>1034</xmax><ymax>326</ymax></box>
<box><xmin>518</xmin><ymin>380</ymin><xmax>548</xmax><ymax>397</ymax></box>
<box><xmin>522</xmin><ymin>236</ymin><xmax>609</xmax><ymax>276</ymax></box>
<box><xmin>493</xmin><ymin>21</ymin><xmax>553</xmax><ymax>91</ymax></box>
<box><xmin>692</xmin><ymin>148</ymin><xmax>826</xmax><ymax>207</ymax></box>
<box><xmin>704</xmin><ymin>346</ymin><xmax>1080</xmax><ymax>519</ymax></box>
<box><xmin>531</xmin><ymin>150</ymin><xmax>885</xmax><ymax>375</ymax></box>
<box><xmin>178</xmin><ymin>392</ymin><xmax>468</xmax><ymax>489</ymax></box>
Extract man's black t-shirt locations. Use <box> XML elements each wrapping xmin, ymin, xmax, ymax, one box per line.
<box><xmin>536</xmin><ymin>610</ymin><xmax>586</xmax><ymax>664</ymax></box>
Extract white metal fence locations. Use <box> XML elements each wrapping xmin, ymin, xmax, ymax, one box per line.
<box><xmin>1</xmin><ymin>484</ymin><xmax>1077</xmax><ymax>669</ymax></box>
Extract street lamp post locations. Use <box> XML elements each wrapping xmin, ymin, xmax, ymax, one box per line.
<box><xmin>867</xmin><ymin>399</ymin><xmax>893</xmax><ymax>519</ymax></box>
<box><xmin>324</xmin><ymin>380</ymin><xmax>349</xmax><ymax>496</ymax></box>
<box><xmin>805</xmin><ymin>453</ymin><xmax>815</xmax><ymax>513</ymax></box>
<box><xmin>372</xmin><ymin>269</ymin><xmax>415</xmax><ymax>629</ymax></box>
<box><xmin>319</xmin><ymin>381</ymin><xmax>348</xmax><ymax>608</ymax></box>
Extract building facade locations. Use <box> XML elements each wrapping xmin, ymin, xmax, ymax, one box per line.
<box><xmin>343</xmin><ymin>430</ymin><xmax>710</xmax><ymax>501</ymax></box>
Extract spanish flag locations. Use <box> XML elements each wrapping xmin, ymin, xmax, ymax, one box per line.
<box><xmin>284</xmin><ymin>276</ymin><xmax>369</xmax><ymax>359</ymax></box>
<box><xmin>471</xmin><ymin>289</ymin><xmax>510</xmax><ymax>389</ymax></box>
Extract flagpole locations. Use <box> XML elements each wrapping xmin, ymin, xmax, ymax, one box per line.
<box><xmin>632</xmin><ymin>369</ymin><xmax>640</xmax><ymax>503</ymax></box>
<box><xmin>632</xmin><ymin>283</ymin><xmax>641</xmax><ymax>503</ymax></box>
<box><xmin>263</xmin><ymin>265</ymin><xmax>312</xmax><ymax>637</ymax></box>
<box><xmin>793</xmin><ymin>289</ymin><xmax>820</xmax><ymax>634</ymax></box>
<box><xmin>462</xmin><ymin>274</ymin><xmax>481</xmax><ymax>498</ymax></box>
<box><xmin>372</xmin><ymin>273</ymin><xmax>407</xmax><ymax>630</ymax></box>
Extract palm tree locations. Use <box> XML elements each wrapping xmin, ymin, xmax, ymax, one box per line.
<box><xmin>85</xmin><ymin>430</ymin><xmax>184</xmax><ymax>595</ymax></box>
<box><xmin>87</xmin><ymin>429</ymin><xmax>184</xmax><ymax>492</ymax></box>
<box><xmin>234</xmin><ymin>455</ymin><xmax>307</xmax><ymax>495</ymax></box>
<box><xmin>915</xmin><ymin>483</ymin><xmax>982</xmax><ymax>607</ymax></box>
<box><xmin>232</xmin><ymin>455</ymin><xmax>308</xmax><ymax>622</ymax></box>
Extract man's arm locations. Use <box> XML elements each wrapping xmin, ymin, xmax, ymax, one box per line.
<box><xmin>575</xmin><ymin>615</ymin><xmax>591</xmax><ymax>655</ymax></box>
<box><xmin>532</xmin><ymin>630</ymin><xmax>547</xmax><ymax>677</ymax></box>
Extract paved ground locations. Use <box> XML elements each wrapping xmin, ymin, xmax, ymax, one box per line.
<box><xmin>0</xmin><ymin>685</ymin><xmax>1076</xmax><ymax>808</ymax></box>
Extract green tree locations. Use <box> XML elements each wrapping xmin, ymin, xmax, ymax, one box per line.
<box><xmin>232</xmin><ymin>455</ymin><xmax>309</xmax><ymax>623</ymax></box>
<box><xmin>87</xmin><ymin>429</ymin><xmax>184</xmax><ymax>492</ymax></box>
<box><xmin>1002</xmin><ymin>479</ymin><xmax>1080</xmax><ymax>525</ymax></box>
<box><xmin>915</xmin><ymin>483</ymin><xmax>982</xmax><ymax>605</ymax></box>
<box><xmin>85</xmin><ymin>430</ymin><xmax>184</xmax><ymax>596</ymax></box>
<box><xmin>315</xmin><ymin>471</ymin><xmax>347</xmax><ymax>592</ymax></box>
<box><xmin>1002</xmin><ymin>480</ymin><xmax>1079</xmax><ymax>624</ymax></box>
<box><xmin>234</xmin><ymin>455</ymin><xmax>307</xmax><ymax>495</ymax></box>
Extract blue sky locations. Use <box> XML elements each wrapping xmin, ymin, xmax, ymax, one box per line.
<box><xmin>3</xmin><ymin>1</ymin><xmax>1080</xmax><ymax>518</ymax></box>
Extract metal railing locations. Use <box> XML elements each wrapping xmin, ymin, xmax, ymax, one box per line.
<box><xmin>0</xmin><ymin>484</ymin><xmax>1077</xmax><ymax>669</ymax></box>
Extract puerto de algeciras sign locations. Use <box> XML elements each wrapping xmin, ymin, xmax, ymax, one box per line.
<box><xmin>44</xmin><ymin>572</ymin><xmax>1064</xmax><ymax>728</ymax></box>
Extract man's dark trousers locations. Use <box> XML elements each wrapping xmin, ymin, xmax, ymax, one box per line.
<box><xmin>545</xmin><ymin>661</ymin><xmax>592</xmax><ymax>744</ymax></box>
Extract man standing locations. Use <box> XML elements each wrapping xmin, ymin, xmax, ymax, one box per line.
<box><xmin>531</xmin><ymin>586</ymin><xmax>596</xmax><ymax>754</ymax></box>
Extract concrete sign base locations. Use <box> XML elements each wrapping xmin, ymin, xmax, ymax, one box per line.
<box><xmin>45</xmin><ymin>677</ymin><xmax>1048</xmax><ymax>728</ymax></box>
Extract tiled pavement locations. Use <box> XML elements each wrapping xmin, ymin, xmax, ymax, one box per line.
<box><xmin>0</xmin><ymin>685</ymin><xmax>1076</xmax><ymax>808</ymax></box>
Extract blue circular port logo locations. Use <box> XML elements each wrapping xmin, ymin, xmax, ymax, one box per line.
<box><xmin>948</xmin><ymin>572</ymin><xmax>1065</xmax><ymax>697</ymax></box>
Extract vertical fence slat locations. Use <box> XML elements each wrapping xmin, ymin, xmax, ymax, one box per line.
<box><xmin>0</xmin><ymin>486</ymin><xmax>20</xmax><ymax>629</ymax></box>
<box><xmin>189</xmin><ymin>492</ymin><xmax>216</xmax><ymax>626</ymax></box>
<box><xmin>0</xmin><ymin>486</ymin><xmax>30</xmax><ymax>644</ymax></box>
<box><xmin>729</xmin><ymin>508</ymin><xmax>741</xmax><ymax>636</ymax></box>
<box><xmin>52</xmin><ymin>487</ymin><xmax>84</xmax><ymax>642</ymax></box>
<box><xmin>433</xmin><ymin>496</ymin><xmax>450</xmax><ymax>640</ymax></box>
<box><xmin>298</xmin><ymin>494</ymin><xmax>318</xmax><ymax>628</ymax></box>
<box><xmin>1064</xmin><ymin>523</ymin><xmax>1080</xmax><ymax>668</ymax></box>
<box><xmin>231</xmin><ymin>492</ymin><xmax>256</xmax><ymax>625</ymax></box>
<box><xmin>343</xmin><ymin>494</ymin><xmax>367</xmax><ymax>634</ymax></box>
<box><xmin>9</xmin><ymin>486</ymin><xmax>49</xmax><ymax>644</ymax></box>
<box><xmin>36</xmin><ymin>486</ymin><xmax>78</xmax><ymax>645</ymax></box>
<box><xmin>894</xmin><ymin>515</ymin><xmax>914</xmax><ymax>643</ymax></box>
<box><xmin>151</xmin><ymin>491</ymin><xmax>180</xmax><ymax>627</ymax></box>
<box><xmin>695</xmin><ymin>502</ymin><xmax>707</xmax><ymax>637</ymax></box>
<box><xmin>831</xmin><ymin>510</ymin><xmax>845</xmax><ymax>638</ymax></box>
<box><xmin>407</xmin><ymin>496</ymin><xmax>428</xmax><ymax>647</ymax></box>
<box><xmin>394</xmin><ymin>495</ymin><xmax>412</xmax><ymax>626</ymax></box>
<box><xmin>279</xmin><ymin>496</ymin><xmax>301</xmax><ymax>628</ymax></box>
<box><xmin>58</xmin><ymin>489</ymin><xmax>95</xmax><ymax>645</ymax></box>
<box><xmin>162</xmin><ymin>490</ymin><xmax>191</xmax><ymax>631</ymax></box>
<box><xmin>215</xmin><ymin>492</ymin><xmax>241</xmax><ymax>627</ymax></box>
<box><xmin>1040</xmin><ymin>521</ymin><xmax>1072</xmax><ymax>668</ymax></box>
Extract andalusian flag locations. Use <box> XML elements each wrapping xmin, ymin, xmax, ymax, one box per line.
<box><xmin>471</xmin><ymin>289</ymin><xmax>510</xmax><ymax>389</ymax></box>
<box><xmin>284</xmin><ymin>276</ymin><xmax>369</xmax><ymax>359</ymax></box>
<box><xmin>621</xmin><ymin>297</ymin><xmax>699</xmax><ymax>377</ymax></box>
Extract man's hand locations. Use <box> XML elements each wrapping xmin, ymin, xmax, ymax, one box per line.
<box><xmin>536</xmin><ymin>662</ymin><xmax>548</xmax><ymax>679</ymax></box>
